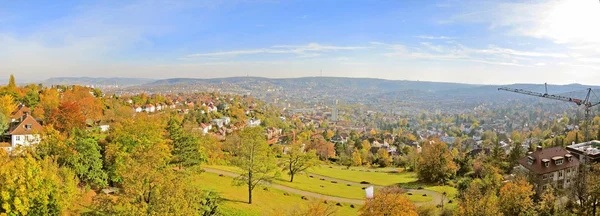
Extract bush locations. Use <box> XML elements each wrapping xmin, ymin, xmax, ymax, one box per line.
<box><xmin>283</xmin><ymin>192</ymin><xmax>290</xmax><ymax>196</ymax></box>
<box><xmin>347</xmin><ymin>184</ymin><xmax>351</xmax><ymax>186</ymax></box>
<box><xmin>350</xmin><ymin>204</ymin><xmax>355</xmax><ymax>208</ymax></box>
<box><xmin>301</xmin><ymin>196</ymin><xmax>309</xmax><ymax>200</ymax></box>
<box><xmin>336</xmin><ymin>203</ymin><xmax>342</xmax><ymax>207</ymax></box>
<box><xmin>331</xmin><ymin>181</ymin><xmax>337</xmax><ymax>184</ymax></box>
<box><xmin>408</xmin><ymin>193</ymin><xmax>413</xmax><ymax>195</ymax></box>
<box><xmin>422</xmin><ymin>194</ymin><xmax>427</xmax><ymax>197</ymax></box>
<box><xmin>360</xmin><ymin>181</ymin><xmax>370</xmax><ymax>184</ymax></box>
<box><xmin>417</xmin><ymin>205</ymin><xmax>439</xmax><ymax>216</ymax></box>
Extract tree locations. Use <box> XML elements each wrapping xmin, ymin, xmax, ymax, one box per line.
<box><xmin>68</xmin><ymin>129</ymin><xmax>108</xmax><ymax>188</ymax></box>
<box><xmin>306</xmin><ymin>139</ymin><xmax>335</xmax><ymax>160</ymax></box>
<box><xmin>166</xmin><ymin>116</ymin><xmax>206</xmax><ymax>168</ymax></box>
<box><xmin>283</xmin><ymin>144</ymin><xmax>318</xmax><ymax>182</ymax></box>
<box><xmin>48</xmin><ymin>101</ymin><xmax>86</xmax><ymax>133</ymax></box>
<box><xmin>498</xmin><ymin>178</ymin><xmax>535</xmax><ymax>216</ymax></box>
<box><xmin>507</xmin><ymin>141</ymin><xmax>524</xmax><ymax>171</ymax></box>
<box><xmin>351</xmin><ymin>148</ymin><xmax>362</xmax><ymax>166</ymax></box>
<box><xmin>360</xmin><ymin>186</ymin><xmax>417</xmax><ymax>216</ymax></box>
<box><xmin>7</xmin><ymin>74</ymin><xmax>16</xmax><ymax>89</ymax></box>
<box><xmin>0</xmin><ymin>94</ymin><xmax>15</xmax><ymax>118</ymax></box>
<box><xmin>232</xmin><ymin>126</ymin><xmax>279</xmax><ymax>204</ymax></box>
<box><xmin>0</xmin><ymin>113</ymin><xmax>7</xmax><ymax>133</ymax></box>
<box><xmin>458</xmin><ymin>180</ymin><xmax>501</xmax><ymax>216</ymax></box>
<box><xmin>417</xmin><ymin>139</ymin><xmax>457</xmax><ymax>184</ymax></box>
<box><xmin>0</xmin><ymin>153</ymin><xmax>78</xmax><ymax>215</ymax></box>
<box><xmin>538</xmin><ymin>187</ymin><xmax>556</xmax><ymax>216</ymax></box>
<box><xmin>376</xmin><ymin>148</ymin><xmax>391</xmax><ymax>167</ymax></box>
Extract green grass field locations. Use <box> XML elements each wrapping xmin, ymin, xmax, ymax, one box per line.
<box><xmin>309</xmin><ymin>165</ymin><xmax>419</xmax><ymax>186</ymax></box>
<box><xmin>194</xmin><ymin>172</ymin><xmax>360</xmax><ymax>216</ymax></box>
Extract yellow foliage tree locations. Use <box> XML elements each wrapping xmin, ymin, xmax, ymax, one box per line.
<box><xmin>0</xmin><ymin>94</ymin><xmax>15</xmax><ymax>117</ymax></box>
<box><xmin>498</xmin><ymin>178</ymin><xmax>535</xmax><ymax>215</ymax></box>
<box><xmin>360</xmin><ymin>186</ymin><xmax>417</xmax><ymax>216</ymax></box>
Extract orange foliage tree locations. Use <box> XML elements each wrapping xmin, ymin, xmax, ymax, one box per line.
<box><xmin>360</xmin><ymin>186</ymin><xmax>417</xmax><ymax>216</ymax></box>
<box><xmin>48</xmin><ymin>101</ymin><xmax>86</xmax><ymax>133</ymax></box>
<box><xmin>61</xmin><ymin>86</ymin><xmax>103</xmax><ymax>121</ymax></box>
<box><xmin>306</xmin><ymin>139</ymin><xmax>335</xmax><ymax>160</ymax></box>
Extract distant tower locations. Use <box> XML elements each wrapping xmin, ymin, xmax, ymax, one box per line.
<box><xmin>331</xmin><ymin>99</ymin><xmax>339</xmax><ymax>122</ymax></box>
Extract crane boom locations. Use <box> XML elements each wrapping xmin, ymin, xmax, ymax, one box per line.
<box><xmin>498</xmin><ymin>87</ymin><xmax>584</xmax><ymax>106</ymax></box>
<box><xmin>498</xmin><ymin>84</ymin><xmax>600</xmax><ymax>142</ymax></box>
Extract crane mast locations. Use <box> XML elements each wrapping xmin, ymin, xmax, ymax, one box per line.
<box><xmin>498</xmin><ymin>83</ymin><xmax>600</xmax><ymax>141</ymax></box>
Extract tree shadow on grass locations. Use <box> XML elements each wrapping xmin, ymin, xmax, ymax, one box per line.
<box><xmin>222</xmin><ymin>198</ymin><xmax>249</xmax><ymax>204</ymax></box>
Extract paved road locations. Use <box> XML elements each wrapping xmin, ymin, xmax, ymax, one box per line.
<box><xmin>203</xmin><ymin>168</ymin><xmax>447</xmax><ymax>207</ymax></box>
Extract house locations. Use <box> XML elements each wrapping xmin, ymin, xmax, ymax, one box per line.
<box><xmin>145</xmin><ymin>104</ymin><xmax>156</xmax><ymax>113</ymax></box>
<box><xmin>207</xmin><ymin>103</ymin><xmax>218</xmax><ymax>112</ymax></box>
<box><xmin>99</xmin><ymin>125</ymin><xmax>110</xmax><ymax>132</ymax></box>
<box><xmin>133</xmin><ymin>105</ymin><xmax>142</xmax><ymax>113</ymax></box>
<box><xmin>10</xmin><ymin>104</ymin><xmax>31</xmax><ymax>122</ymax></box>
<box><xmin>200</xmin><ymin>123</ymin><xmax>212</xmax><ymax>135</ymax></box>
<box><xmin>565</xmin><ymin>140</ymin><xmax>600</xmax><ymax>163</ymax></box>
<box><xmin>247</xmin><ymin>118</ymin><xmax>261</xmax><ymax>127</ymax></box>
<box><xmin>3</xmin><ymin>114</ymin><xmax>43</xmax><ymax>151</ymax></box>
<box><xmin>518</xmin><ymin>146</ymin><xmax>579</xmax><ymax>193</ymax></box>
<box><xmin>156</xmin><ymin>103</ymin><xmax>163</xmax><ymax>111</ymax></box>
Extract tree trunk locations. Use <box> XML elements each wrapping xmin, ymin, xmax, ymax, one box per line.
<box><xmin>248</xmin><ymin>171</ymin><xmax>253</xmax><ymax>204</ymax></box>
<box><xmin>290</xmin><ymin>173</ymin><xmax>294</xmax><ymax>182</ymax></box>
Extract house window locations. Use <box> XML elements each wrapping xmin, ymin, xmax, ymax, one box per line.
<box><xmin>559</xmin><ymin>171</ymin><xmax>563</xmax><ymax>177</ymax></box>
<box><xmin>544</xmin><ymin>161</ymin><xmax>549</xmax><ymax>167</ymax></box>
<box><xmin>567</xmin><ymin>179</ymin><xmax>571</xmax><ymax>184</ymax></box>
<box><xmin>568</xmin><ymin>157</ymin><xmax>573</xmax><ymax>162</ymax></box>
<box><xmin>542</xmin><ymin>174</ymin><xmax>547</xmax><ymax>180</ymax></box>
<box><xmin>555</xmin><ymin>159</ymin><xmax>563</xmax><ymax>165</ymax></box>
<box><xmin>567</xmin><ymin>168</ymin><xmax>571</xmax><ymax>173</ymax></box>
<box><xmin>25</xmin><ymin>124</ymin><xmax>32</xmax><ymax>129</ymax></box>
<box><xmin>15</xmin><ymin>136</ymin><xmax>20</xmax><ymax>141</ymax></box>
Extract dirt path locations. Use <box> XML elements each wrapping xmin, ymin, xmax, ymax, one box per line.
<box><xmin>202</xmin><ymin>168</ymin><xmax>447</xmax><ymax>207</ymax></box>
<box><xmin>202</xmin><ymin>168</ymin><xmax>364</xmax><ymax>205</ymax></box>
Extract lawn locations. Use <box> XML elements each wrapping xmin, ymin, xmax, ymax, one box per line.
<box><xmin>194</xmin><ymin>172</ymin><xmax>360</xmax><ymax>216</ymax></box>
<box><xmin>205</xmin><ymin>165</ymin><xmax>368</xmax><ymax>200</ymax></box>
<box><xmin>309</xmin><ymin>165</ymin><xmax>418</xmax><ymax>186</ymax></box>
<box><xmin>405</xmin><ymin>193</ymin><xmax>434</xmax><ymax>202</ymax></box>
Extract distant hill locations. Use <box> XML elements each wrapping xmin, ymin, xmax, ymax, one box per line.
<box><xmin>43</xmin><ymin>77</ymin><xmax>155</xmax><ymax>87</ymax></box>
<box><xmin>148</xmin><ymin>76</ymin><xmax>482</xmax><ymax>93</ymax></box>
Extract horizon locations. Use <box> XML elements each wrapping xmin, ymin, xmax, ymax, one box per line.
<box><xmin>2</xmin><ymin>1</ymin><xmax>600</xmax><ymax>84</ymax></box>
<box><xmin>12</xmin><ymin>75</ymin><xmax>599</xmax><ymax>87</ymax></box>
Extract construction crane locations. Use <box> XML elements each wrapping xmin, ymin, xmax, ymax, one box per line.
<box><xmin>498</xmin><ymin>83</ymin><xmax>600</xmax><ymax>141</ymax></box>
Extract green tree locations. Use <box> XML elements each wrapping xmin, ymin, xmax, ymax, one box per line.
<box><xmin>283</xmin><ymin>144</ymin><xmax>318</xmax><ymax>182</ymax></box>
<box><xmin>7</xmin><ymin>74</ymin><xmax>16</xmax><ymax>89</ymax></box>
<box><xmin>376</xmin><ymin>148</ymin><xmax>392</xmax><ymax>167</ymax></box>
<box><xmin>232</xmin><ymin>126</ymin><xmax>279</xmax><ymax>204</ymax></box>
<box><xmin>68</xmin><ymin>129</ymin><xmax>108</xmax><ymax>187</ymax></box>
<box><xmin>166</xmin><ymin>116</ymin><xmax>206</xmax><ymax>168</ymax></box>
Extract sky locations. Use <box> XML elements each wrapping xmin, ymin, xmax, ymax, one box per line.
<box><xmin>1</xmin><ymin>0</ymin><xmax>599</xmax><ymax>84</ymax></box>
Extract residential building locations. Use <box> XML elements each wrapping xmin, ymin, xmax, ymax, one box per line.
<box><xmin>10</xmin><ymin>104</ymin><xmax>31</xmax><ymax>122</ymax></box>
<box><xmin>566</xmin><ymin>140</ymin><xmax>600</xmax><ymax>164</ymax></box>
<box><xmin>3</xmin><ymin>114</ymin><xmax>43</xmax><ymax>151</ymax></box>
<box><xmin>518</xmin><ymin>146</ymin><xmax>579</xmax><ymax>193</ymax></box>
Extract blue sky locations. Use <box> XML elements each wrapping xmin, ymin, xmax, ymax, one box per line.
<box><xmin>1</xmin><ymin>0</ymin><xmax>599</xmax><ymax>84</ymax></box>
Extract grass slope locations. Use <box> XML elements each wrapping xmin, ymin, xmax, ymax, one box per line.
<box><xmin>309</xmin><ymin>165</ymin><xmax>418</xmax><ymax>186</ymax></box>
<box><xmin>195</xmin><ymin>172</ymin><xmax>360</xmax><ymax>216</ymax></box>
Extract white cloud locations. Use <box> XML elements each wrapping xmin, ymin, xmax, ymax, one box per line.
<box><xmin>416</xmin><ymin>35</ymin><xmax>454</xmax><ymax>40</ymax></box>
<box><xmin>185</xmin><ymin>43</ymin><xmax>368</xmax><ymax>58</ymax></box>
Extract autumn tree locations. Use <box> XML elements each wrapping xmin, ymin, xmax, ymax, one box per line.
<box><xmin>0</xmin><ymin>113</ymin><xmax>7</xmax><ymax>133</ymax></box>
<box><xmin>61</xmin><ymin>86</ymin><xmax>103</xmax><ymax>121</ymax></box>
<box><xmin>7</xmin><ymin>74</ymin><xmax>16</xmax><ymax>89</ymax></box>
<box><xmin>0</xmin><ymin>152</ymin><xmax>78</xmax><ymax>215</ymax></box>
<box><xmin>232</xmin><ymin>126</ymin><xmax>279</xmax><ymax>204</ymax></box>
<box><xmin>351</xmin><ymin>148</ymin><xmax>362</xmax><ymax>166</ymax></box>
<box><xmin>498</xmin><ymin>178</ymin><xmax>535</xmax><ymax>215</ymax></box>
<box><xmin>288</xmin><ymin>200</ymin><xmax>337</xmax><ymax>216</ymax></box>
<box><xmin>360</xmin><ymin>186</ymin><xmax>417</xmax><ymax>216</ymax></box>
<box><xmin>48</xmin><ymin>101</ymin><xmax>86</xmax><ymax>133</ymax></box>
<box><xmin>375</xmin><ymin>148</ymin><xmax>392</xmax><ymax>167</ymax></box>
<box><xmin>283</xmin><ymin>144</ymin><xmax>318</xmax><ymax>182</ymax></box>
<box><xmin>458</xmin><ymin>179</ymin><xmax>501</xmax><ymax>216</ymax></box>
<box><xmin>0</xmin><ymin>94</ymin><xmax>15</xmax><ymax>118</ymax></box>
<box><xmin>306</xmin><ymin>139</ymin><xmax>335</xmax><ymax>160</ymax></box>
<box><xmin>417</xmin><ymin>139</ymin><xmax>457</xmax><ymax>184</ymax></box>
<box><xmin>538</xmin><ymin>187</ymin><xmax>557</xmax><ymax>216</ymax></box>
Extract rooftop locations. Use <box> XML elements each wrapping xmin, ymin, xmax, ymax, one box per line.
<box><xmin>566</xmin><ymin>140</ymin><xmax>600</xmax><ymax>156</ymax></box>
